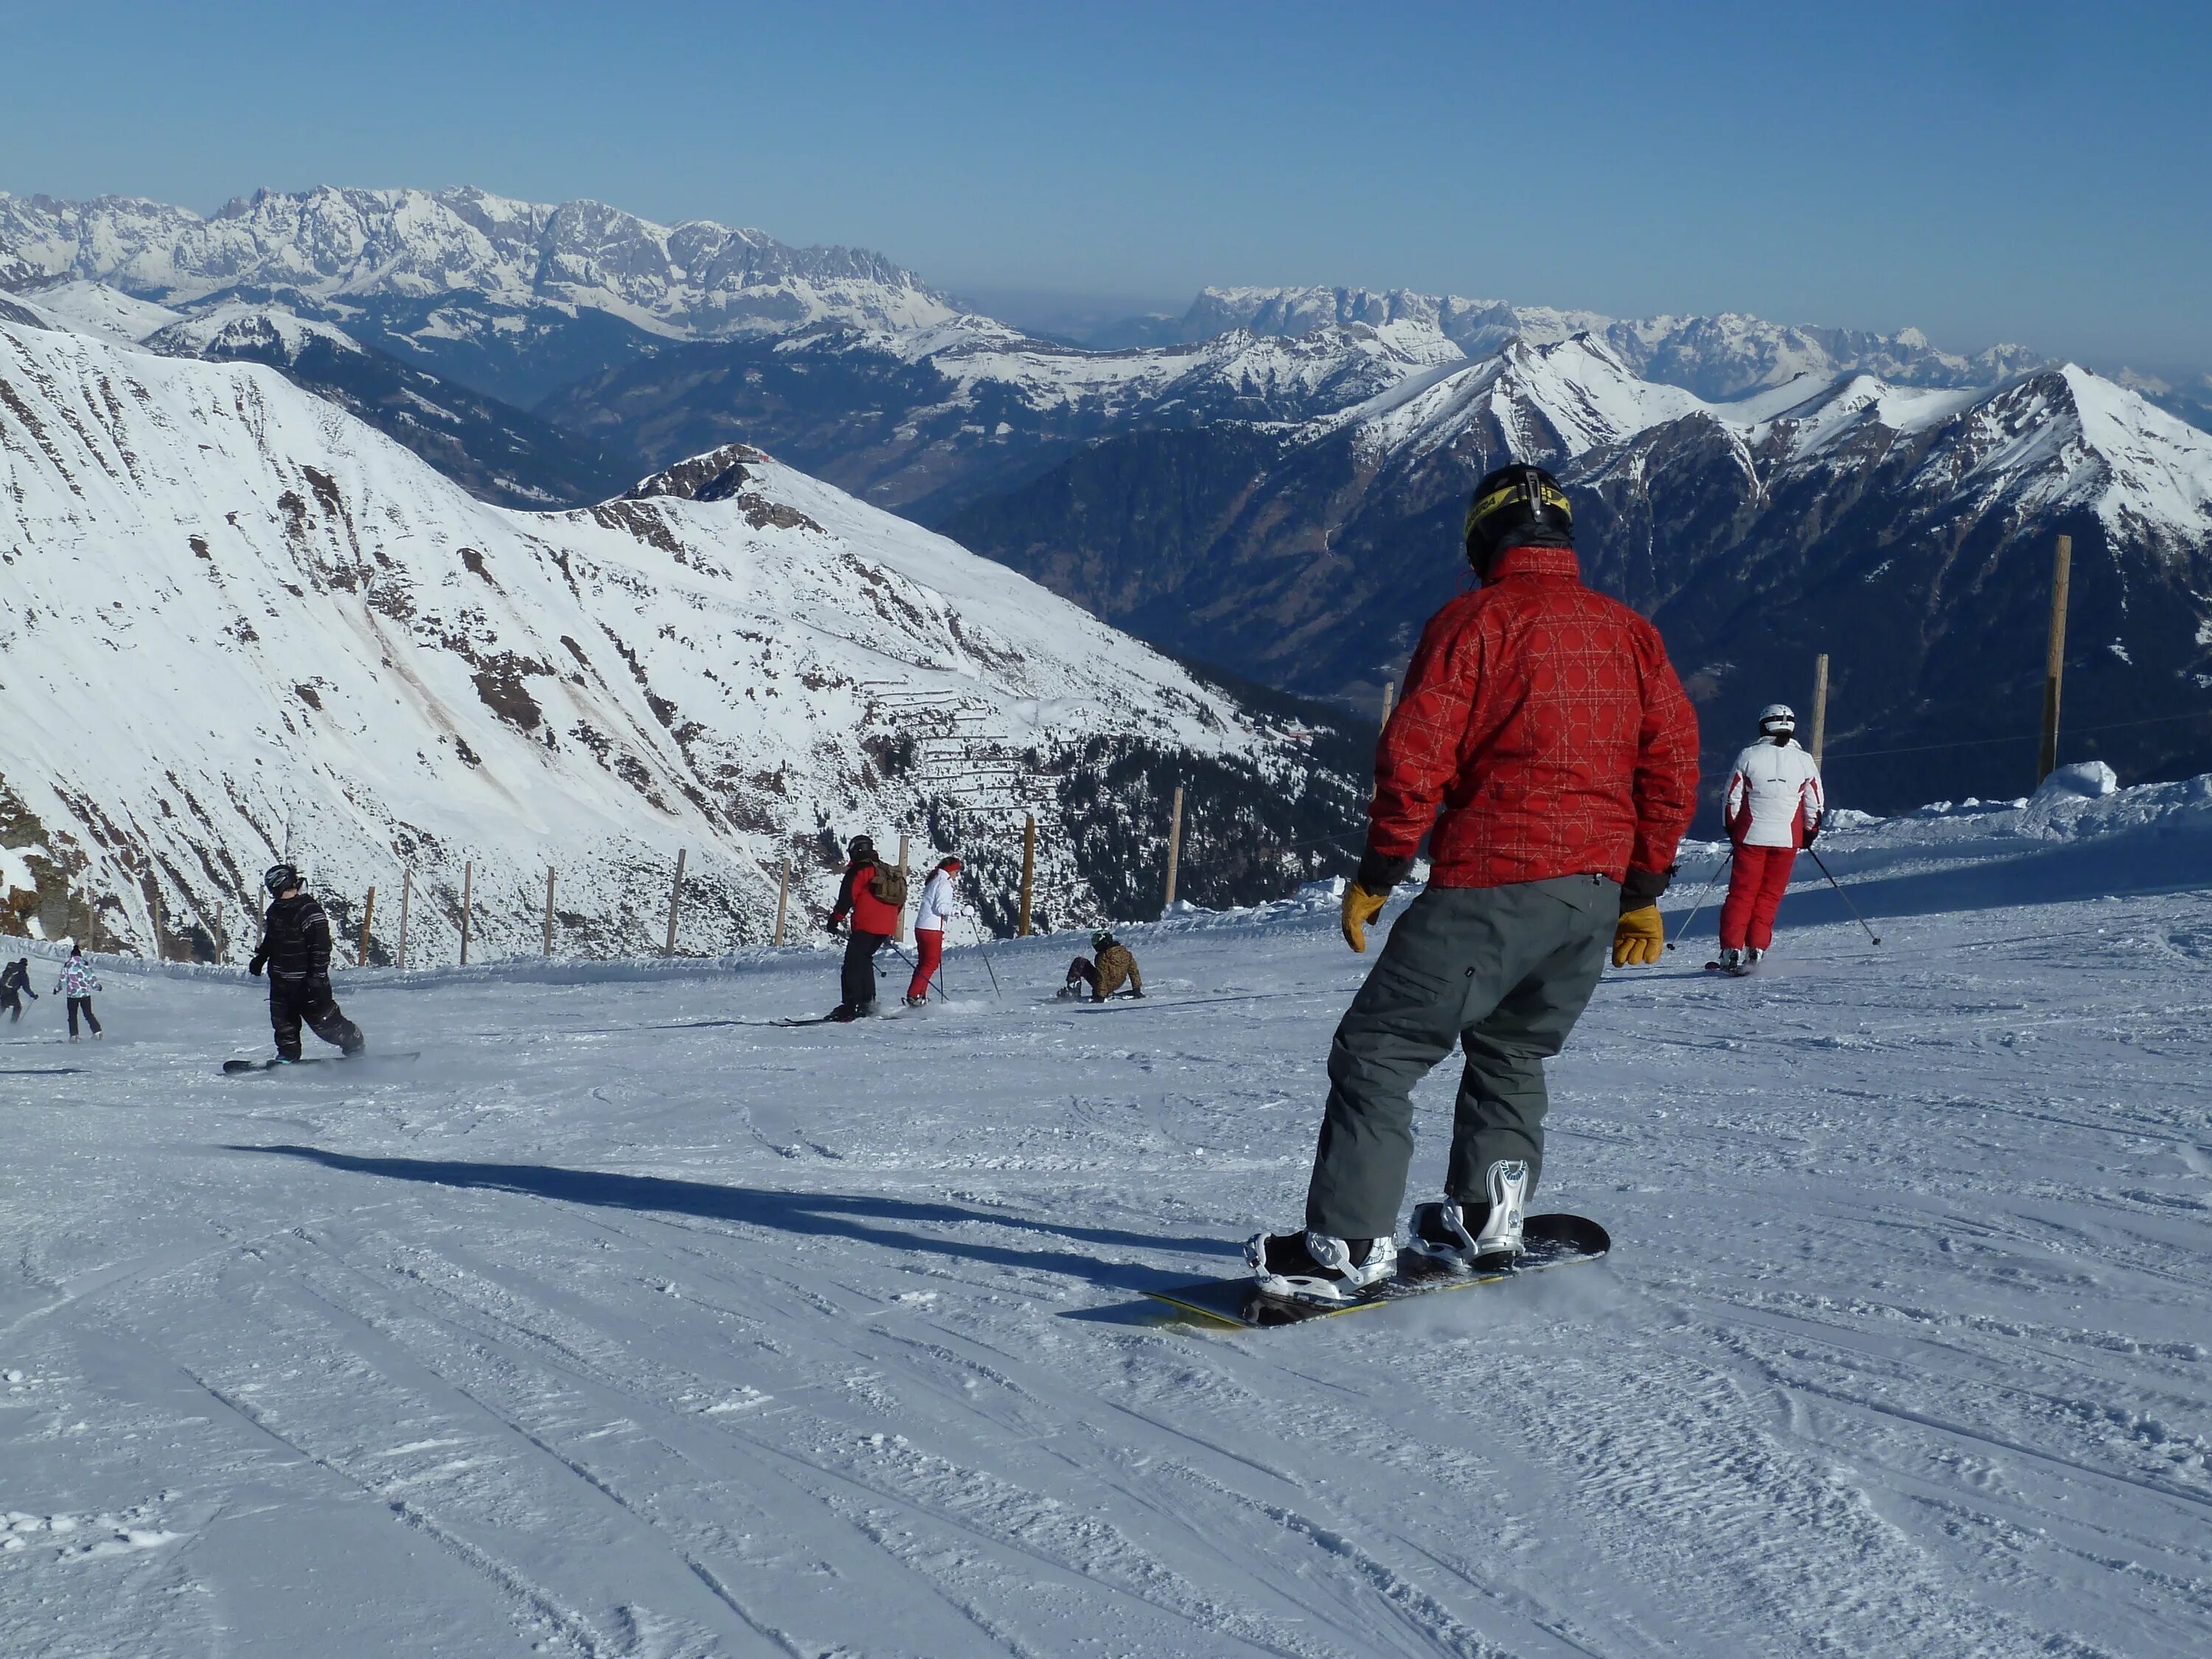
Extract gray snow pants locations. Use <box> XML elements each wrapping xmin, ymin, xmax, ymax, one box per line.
<box><xmin>1304</xmin><ymin>874</ymin><xmax>1616</xmax><ymax>1240</ymax></box>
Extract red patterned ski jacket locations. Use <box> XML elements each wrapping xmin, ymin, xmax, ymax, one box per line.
<box><xmin>1368</xmin><ymin>546</ymin><xmax>1700</xmax><ymax>891</ymax></box>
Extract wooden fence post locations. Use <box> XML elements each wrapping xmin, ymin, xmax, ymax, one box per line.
<box><xmin>153</xmin><ymin>888</ymin><xmax>164</xmax><ymax>964</ymax></box>
<box><xmin>395</xmin><ymin>869</ymin><xmax>411</xmax><ymax>970</ymax></box>
<box><xmin>459</xmin><ymin>861</ymin><xmax>473</xmax><ymax>967</ymax></box>
<box><xmin>357</xmin><ymin>885</ymin><xmax>376</xmax><ymax>967</ymax></box>
<box><xmin>894</xmin><ymin>833</ymin><xmax>911</xmax><ymax>943</ymax></box>
<box><xmin>1163</xmin><ymin>785</ymin><xmax>1185</xmax><ymax>914</ymax></box>
<box><xmin>543</xmin><ymin>867</ymin><xmax>556</xmax><ymax>958</ymax></box>
<box><xmin>665</xmin><ymin>849</ymin><xmax>686</xmax><ymax>956</ymax></box>
<box><xmin>773</xmin><ymin>858</ymin><xmax>791</xmax><ymax>947</ymax></box>
<box><xmin>212</xmin><ymin>899</ymin><xmax>225</xmax><ymax>963</ymax></box>
<box><xmin>2037</xmin><ymin>534</ymin><xmax>2073</xmax><ymax>784</ymax></box>
<box><xmin>1809</xmin><ymin>653</ymin><xmax>1830</xmax><ymax>769</ymax></box>
<box><xmin>1018</xmin><ymin>814</ymin><xmax>1036</xmax><ymax>938</ymax></box>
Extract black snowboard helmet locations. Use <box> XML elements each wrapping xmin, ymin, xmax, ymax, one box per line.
<box><xmin>847</xmin><ymin>835</ymin><xmax>876</xmax><ymax>863</ymax></box>
<box><xmin>1463</xmin><ymin>464</ymin><xmax>1573</xmax><ymax>575</ymax></box>
<box><xmin>1093</xmin><ymin>930</ymin><xmax>1116</xmax><ymax>953</ymax></box>
<box><xmin>263</xmin><ymin>862</ymin><xmax>299</xmax><ymax>897</ymax></box>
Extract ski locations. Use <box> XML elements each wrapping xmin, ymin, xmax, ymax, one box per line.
<box><xmin>1142</xmin><ymin>1213</ymin><xmax>1610</xmax><ymax>1329</ymax></box>
<box><xmin>221</xmin><ymin>1051</ymin><xmax>422</xmax><ymax>1075</ymax></box>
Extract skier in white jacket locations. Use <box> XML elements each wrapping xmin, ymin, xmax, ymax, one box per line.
<box><xmin>905</xmin><ymin>856</ymin><xmax>965</xmax><ymax>1006</ymax></box>
<box><xmin>1716</xmin><ymin>704</ymin><xmax>1824</xmax><ymax>973</ymax></box>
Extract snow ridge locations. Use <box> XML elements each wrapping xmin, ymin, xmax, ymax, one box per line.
<box><xmin>0</xmin><ymin>320</ymin><xmax>1320</xmax><ymax>961</ymax></box>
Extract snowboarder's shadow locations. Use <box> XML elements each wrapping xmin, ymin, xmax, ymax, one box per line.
<box><xmin>231</xmin><ymin>1144</ymin><xmax>1234</xmax><ymax>1297</ymax></box>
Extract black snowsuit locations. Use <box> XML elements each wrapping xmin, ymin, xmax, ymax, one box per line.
<box><xmin>0</xmin><ymin>958</ymin><xmax>33</xmax><ymax>1022</ymax></box>
<box><xmin>250</xmin><ymin>893</ymin><xmax>364</xmax><ymax>1060</ymax></box>
<box><xmin>828</xmin><ymin>861</ymin><xmax>892</xmax><ymax>1016</ymax></box>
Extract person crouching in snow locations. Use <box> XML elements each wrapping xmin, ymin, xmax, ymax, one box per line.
<box><xmin>1714</xmin><ymin>703</ymin><xmax>1824</xmax><ymax>975</ymax></box>
<box><xmin>824</xmin><ymin>835</ymin><xmax>905</xmax><ymax>1021</ymax></box>
<box><xmin>249</xmin><ymin>863</ymin><xmax>365</xmax><ymax>1060</ymax></box>
<box><xmin>1062</xmin><ymin>931</ymin><xmax>1143</xmax><ymax>1001</ymax></box>
<box><xmin>1249</xmin><ymin>463</ymin><xmax>1700</xmax><ymax>1305</ymax></box>
<box><xmin>56</xmin><ymin>944</ymin><xmax>102</xmax><ymax>1039</ymax></box>
<box><xmin>905</xmin><ymin>855</ymin><xmax>964</xmax><ymax>1006</ymax></box>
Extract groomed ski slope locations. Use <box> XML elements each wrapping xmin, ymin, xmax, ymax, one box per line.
<box><xmin>1</xmin><ymin>782</ymin><xmax>2208</xmax><ymax>1657</ymax></box>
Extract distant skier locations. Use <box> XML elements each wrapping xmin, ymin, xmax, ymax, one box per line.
<box><xmin>1</xmin><ymin>956</ymin><xmax>35</xmax><ymax>1023</ymax></box>
<box><xmin>1714</xmin><ymin>703</ymin><xmax>1825</xmax><ymax>975</ymax></box>
<box><xmin>55</xmin><ymin>944</ymin><xmax>102</xmax><ymax>1039</ymax></box>
<box><xmin>905</xmin><ymin>855</ymin><xmax>964</xmax><ymax>1006</ymax></box>
<box><xmin>248</xmin><ymin>863</ymin><xmax>364</xmax><ymax>1062</ymax></box>
<box><xmin>824</xmin><ymin>835</ymin><xmax>905</xmax><ymax>1021</ymax></box>
<box><xmin>1250</xmin><ymin>463</ymin><xmax>1700</xmax><ymax>1303</ymax></box>
<box><xmin>1062</xmin><ymin>931</ymin><xmax>1144</xmax><ymax>1001</ymax></box>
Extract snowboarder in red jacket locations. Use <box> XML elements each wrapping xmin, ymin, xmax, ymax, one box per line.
<box><xmin>825</xmin><ymin>835</ymin><xmax>903</xmax><ymax>1021</ymax></box>
<box><xmin>1251</xmin><ymin>463</ymin><xmax>1701</xmax><ymax>1304</ymax></box>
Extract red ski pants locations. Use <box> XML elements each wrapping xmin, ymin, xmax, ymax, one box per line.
<box><xmin>1718</xmin><ymin>845</ymin><xmax>1796</xmax><ymax>951</ymax></box>
<box><xmin>907</xmin><ymin>929</ymin><xmax>944</xmax><ymax>1001</ymax></box>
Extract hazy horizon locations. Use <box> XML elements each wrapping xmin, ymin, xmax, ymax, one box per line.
<box><xmin>4</xmin><ymin>1</ymin><xmax>2208</xmax><ymax>378</ymax></box>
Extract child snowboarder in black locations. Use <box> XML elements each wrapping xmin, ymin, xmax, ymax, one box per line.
<box><xmin>1</xmin><ymin>956</ymin><xmax>35</xmax><ymax>1023</ymax></box>
<box><xmin>248</xmin><ymin>863</ymin><xmax>365</xmax><ymax>1062</ymax></box>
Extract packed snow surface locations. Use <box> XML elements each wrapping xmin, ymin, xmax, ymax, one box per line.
<box><xmin>1</xmin><ymin>782</ymin><xmax>2207</xmax><ymax>1655</ymax></box>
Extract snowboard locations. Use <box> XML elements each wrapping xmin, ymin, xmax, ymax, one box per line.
<box><xmin>221</xmin><ymin>1050</ymin><xmax>421</xmax><ymax>1075</ymax></box>
<box><xmin>1143</xmin><ymin>1213</ymin><xmax>1610</xmax><ymax>1329</ymax></box>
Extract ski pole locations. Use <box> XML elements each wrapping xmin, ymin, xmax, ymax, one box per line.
<box><xmin>1805</xmin><ymin>847</ymin><xmax>1882</xmax><ymax>946</ymax></box>
<box><xmin>1664</xmin><ymin>850</ymin><xmax>1732</xmax><ymax>951</ymax></box>
<box><xmin>973</xmin><ymin>933</ymin><xmax>1004</xmax><ymax>1000</ymax></box>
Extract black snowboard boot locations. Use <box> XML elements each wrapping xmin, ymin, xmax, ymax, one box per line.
<box><xmin>1245</xmin><ymin>1231</ymin><xmax>1398</xmax><ymax>1304</ymax></box>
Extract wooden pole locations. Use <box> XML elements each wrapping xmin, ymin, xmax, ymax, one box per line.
<box><xmin>543</xmin><ymin>867</ymin><xmax>556</xmax><ymax>958</ymax></box>
<box><xmin>1018</xmin><ymin>814</ymin><xmax>1036</xmax><ymax>938</ymax></box>
<box><xmin>1809</xmin><ymin>653</ymin><xmax>1830</xmax><ymax>768</ymax></box>
<box><xmin>665</xmin><ymin>848</ymin><xmax>686</xmax><ymax>956</ymax></box>
<box><xmin>1163</xmin><ymin>785</ymin><xmax>1185</xmax><ymax>914</ymax></box>
<box><xmin>213</xmin><ymin>899</ymin><xmax>224</xmax><ymax>963</ymax></box>
<box><xmin>395</xmin><ymin>869</ymin><xmax>411</xmax><ymax>970</ymax></box>
<box><xmin>773</xmin><ymin>858</ymin><xmax>791</xmax><ymax>947</ymax></box>
<box><xmin>894</xmin><ymin>833</ymin><xmax>911</xmax><ymax>943</ymax></box>
<box><xmin>357</xmin><ymin>885</ymin><xmax>376</xmax><ymax>967</ymax></box>
<box><xmin>459</xmin><ymin>861</ymin><xmax>473</xmax><ymax>967</ymax></box>
<box><xmin>153</xmin><ymin>888</ymin><xmax>164</xmax><ymax>964</ymax></box>
<box><xmin>2037</xmin><ymin>534</ymin><xmax>2073</xmax><ymax>784</ymax></box>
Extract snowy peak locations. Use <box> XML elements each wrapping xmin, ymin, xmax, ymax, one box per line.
<box><xmin>0</xmin><ymin>186</ymin><xmax>964</xmax><ymax>341</ymax></box>
<box><xmin>0</xmin><ymin>319</ymin><xmax>1349</xmax><ymax>958</ymax></box>
<box><xmin>1176</xmin><ymin>284</ymin><xmax>2044</xmax><ymax>401</ymax></box>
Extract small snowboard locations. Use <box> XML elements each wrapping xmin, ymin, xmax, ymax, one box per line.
<box><xmin>221</xmin><ymin>1051</ymin><xmax>421</xmax><ymax>1075</ymax></box>
<box><xmin>1144</xmin><ymin>1213</ymin><xmax>1610</xmax><ymax>1329</ymax></box>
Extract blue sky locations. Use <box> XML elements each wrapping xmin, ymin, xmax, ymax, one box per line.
<box><xmin>4</xmin><ymin>0</ymin><xmax>2206</xmax><ymax>372</ymax></box>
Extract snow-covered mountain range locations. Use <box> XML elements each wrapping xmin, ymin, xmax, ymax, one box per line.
<box><xmin>0</xmin><ymin>186</ymin><xmax>961</xmax><ymax>340</ymax></box>
<box><xmin>946</xmin><ymin>333</ymin><xmax>2212</xmax><ymax>808</ymax></box>
<box><xmin>0</xmin><ymin>318</ymin><xmax>1359</xmax><ymax>961</ymax></box>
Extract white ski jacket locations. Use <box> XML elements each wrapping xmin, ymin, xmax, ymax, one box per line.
<box><xmin>914</xmin><ymin>869</ymin><xmax>964</xmax><ymax>933</ymax></box>
<box><xmin>55</xmin><ymin>957</ymin><xmax>100</xmax><ymax>998</ymax></box>
<box><xmin>1725</xmin><ymin>738</ymin><xmax>1824</xmax><ymax>849</ymax></box>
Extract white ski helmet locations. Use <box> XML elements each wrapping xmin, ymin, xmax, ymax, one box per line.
<box><xmin>1757</xmin><ymin>703</ymin><xmax>1797</xmax><ymax>735</ymax></box>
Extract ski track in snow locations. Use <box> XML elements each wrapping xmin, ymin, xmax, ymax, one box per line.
<box><xmin>1</xmin><ymin>826</ymin><xmax>2209</xmax><ymax>1655</ymax></box>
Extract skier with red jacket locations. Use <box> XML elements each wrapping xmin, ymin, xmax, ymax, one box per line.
<box><xmin>1250</xmin><ymin>463</ymin><xmax>1701</xmax><ymax>1304</ymax></box>
<box><xmin>1713</xmin><ymin>703</ymin><xmax>1824</xmax><ymax>975</ymax></box>
<box><xmin>824</xmin><ymin>835</ymin><xmax>905</xmax><ymax>1021</ymax></box>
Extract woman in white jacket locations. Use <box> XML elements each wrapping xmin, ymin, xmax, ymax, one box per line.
<box><xmin>1716</xmin><ymin>705</ymin><xmax>1824</xmax><ymax>973</ymax></box>
<box><xmin>905</xmin><ymin>857</ymin><xmax>964</xmax><ymax>1006</ymax></box>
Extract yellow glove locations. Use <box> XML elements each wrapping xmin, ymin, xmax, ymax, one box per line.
<box><xmin>1612</xmin><ymin>903</ymin><xmax>1665</xmax><ymax>967</ymax></box>
<box><xmin>1340</xmin><ymin>882</ymin><xmax>1388</xmax><ymax>953</ymax></box>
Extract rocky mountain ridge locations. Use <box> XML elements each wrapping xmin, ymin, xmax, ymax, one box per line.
<box><xmin>0</xmin><ymin>318</ymin><xmax>1361</xmax><ymax>959</ymax></box>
